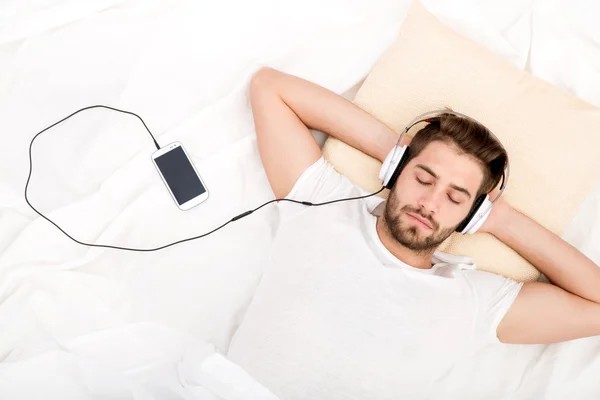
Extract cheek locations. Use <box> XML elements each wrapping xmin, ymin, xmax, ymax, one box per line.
<box><xmin>389</xmin><ymin>185</ymin><xmax>415</xmax><ymax>212</ymax></box>
<box><xmin>441</xmin><ymin>205</ymin><xmax>471</xmax><ymax>228</ymax></box>
<box><xmin>395</xmin><ymin>175</ymin><xmax>423</xmax><ymax>202</ymax></box>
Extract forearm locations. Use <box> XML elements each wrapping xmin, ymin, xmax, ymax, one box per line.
<box><xmin>491</xmin><ymin>203</ymin><xmax>600</xmax><ymax>304</ymax></box>
<box><xmin>259</xmin><ymin>67</ymin><xmax>400</xmax><ymax>162</ymax></box>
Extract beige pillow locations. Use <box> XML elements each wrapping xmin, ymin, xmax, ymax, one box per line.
<box><xmin>322</xmin><ymin>0</ymin><xmax>600</xmax><ymax>282</ymax></box>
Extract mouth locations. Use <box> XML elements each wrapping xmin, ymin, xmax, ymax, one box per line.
<box><xmin>405</xmin><ymin>212</ymin><xmax>433</xmax><ymax>230</ymax></box>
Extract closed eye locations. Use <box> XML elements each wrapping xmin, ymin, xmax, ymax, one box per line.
<box><xmin>447</xmin><ymin>194</ymin><xmax>460</xmax><ymax>205</ymax></box>
<box><xmin>417</xmin><ymin>177</ymin><xmax>462</xmax><ymax>204</ymax></box>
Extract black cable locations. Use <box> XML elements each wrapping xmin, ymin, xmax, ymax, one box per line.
<box><xmin>28</xmin><ymin>105</ymin><xmax>162</xmax><ymax>150</ymax></box>
<box><xmin>25</xmin><ymin>105</ymin><xmax>386</xmax><ymax>252</ymax></box>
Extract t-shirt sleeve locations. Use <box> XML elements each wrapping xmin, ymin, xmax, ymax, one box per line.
<box><xmin>278</xmin><ymin>155</ymin><xmax>358</xmax><ymax>222</ymax></box>
<box><xmin>465</xmin><ymin>270</ymin><xmax>524</xmax><ymax>345</ymax></box>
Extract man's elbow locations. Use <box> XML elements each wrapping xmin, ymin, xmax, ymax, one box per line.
<box><xmin>250</xmin><ymin>67</ymin><xmax>281</xmax><ymax>95</ymax></box>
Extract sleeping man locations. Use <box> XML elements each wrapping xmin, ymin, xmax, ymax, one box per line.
<box><xmin>226</xmin><ymin>67</ymin><xmax>600</xmax><ymax>398</ymax></box>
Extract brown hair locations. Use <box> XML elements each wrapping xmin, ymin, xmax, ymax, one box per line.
<box><xmin>405</xmin><ymin>112</ymin><xmax>507</xmax><ymax>197</ymax></box>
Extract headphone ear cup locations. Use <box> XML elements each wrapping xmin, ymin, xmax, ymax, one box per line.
<box><xmin>384</xmin><ymin>147</ymin><xmax>410</xmax><ymax>189</ymax></box>
<box><xmin>455</xmin><ymin>194</ymin><xmax>489</xmax><ymax>234</ymax></box>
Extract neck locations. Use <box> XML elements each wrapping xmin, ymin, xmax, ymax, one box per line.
<box><xmin>375</xmin><ymin>216</ymin><xmax>435</xmax><ymax>270</ymax></box>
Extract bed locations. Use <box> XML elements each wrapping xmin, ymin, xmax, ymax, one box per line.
<box><xmin>1</xmin><ymin>0</ymin><xmax>599</xmax><ymax>398</ymax></box>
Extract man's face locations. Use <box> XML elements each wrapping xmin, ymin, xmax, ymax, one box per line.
<box><xmin>383</xmin><ymin>140</ymin><xmax>484</xmax><ymax>254</ymax></box>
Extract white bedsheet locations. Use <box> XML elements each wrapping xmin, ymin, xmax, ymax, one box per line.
<box><xmin>0</xmin><ymin>0</ymin><xmax>599</xmax><ymax>398</ymax></box>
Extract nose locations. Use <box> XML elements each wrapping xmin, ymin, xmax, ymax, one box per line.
<box><xmin>418</xmin><ymin>188</ymin><xmax>441</xmax><ymax>216</ymax></box>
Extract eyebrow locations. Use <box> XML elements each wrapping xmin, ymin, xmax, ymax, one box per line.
<box><xmin>415</xmin><ymin>164</ymin><xmax>472</xmax><ymax>199</ymax></box>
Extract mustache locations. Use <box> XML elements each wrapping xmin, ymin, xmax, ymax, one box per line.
<box><xmin>401</xmin><ymin>205</ymin><xmax>439</xmax><ymax>230</ymax></box>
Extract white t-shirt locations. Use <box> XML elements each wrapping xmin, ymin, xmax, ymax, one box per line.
<box><xmin>227</xmin><ymin>156</ymin><xmax>523</xmax><ymax>399</ymax></box>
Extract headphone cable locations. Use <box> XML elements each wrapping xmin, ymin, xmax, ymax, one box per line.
<box><xmin>25</xmin><ymin>105</ymin><xmax>386</xmax><ymax>252</ymax></box>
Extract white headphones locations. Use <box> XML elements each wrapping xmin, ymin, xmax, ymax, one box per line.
<box><xmin>379</xmin><ymin>110</ymin><xmax>510</xmax><ymax>235</ymax></box>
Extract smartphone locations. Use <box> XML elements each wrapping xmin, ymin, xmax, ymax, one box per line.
<box><xmin>151</xmin><ymin>141</ymin><xmax>209</xmax><ymax>210</ymax></box>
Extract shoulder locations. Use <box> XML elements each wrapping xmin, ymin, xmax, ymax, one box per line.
<box><xmin>282</xmin><ymin>156</ymin><xmax>384</xmax><ymax>218</ymax></box>
<box><xmin>460</xmin><ymin>269</ymin><xmax>524</xmax><ymax>311</ymax></box>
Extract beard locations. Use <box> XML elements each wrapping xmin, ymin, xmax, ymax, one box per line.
<box><xmin>382</xmin><ymin>190</ymin><xmax>458</xmax><ymax>255</ymax></box>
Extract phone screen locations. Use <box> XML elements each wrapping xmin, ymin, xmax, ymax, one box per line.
<box><xmin>154</xmin><ymin>146</ymin><xmax>206</xmax><ymax>205</ymax></box>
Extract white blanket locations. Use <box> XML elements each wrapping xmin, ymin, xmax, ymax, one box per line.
<box><xmin>1</xmin><ymin>0</ymin><xmax>600</xmax><ymax>398</ymax></box>
<box><xmin>0</xmin><ymin>323</ymin><xmax>282</xmax><ymax>399</ymax></box>
<box><xmin>0</xmin><ymin>0</ymin><xmax>407</xmax><ymax>397</ymax></box>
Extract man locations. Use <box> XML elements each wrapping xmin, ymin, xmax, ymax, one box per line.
<box><xmin>226</xmin><ymin>67</ymin><xmax>600</xmax><ymax>397</ymax></box>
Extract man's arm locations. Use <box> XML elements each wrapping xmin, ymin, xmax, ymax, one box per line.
<box><xmin>484</xmin><ymin>200</ymin><xmax>600</xmax><ymax>344</ymax></box>
<box><xmin>249</xmin><ymin>67</ymin><xmax>400</xmax><ymax>198</ymax></box>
